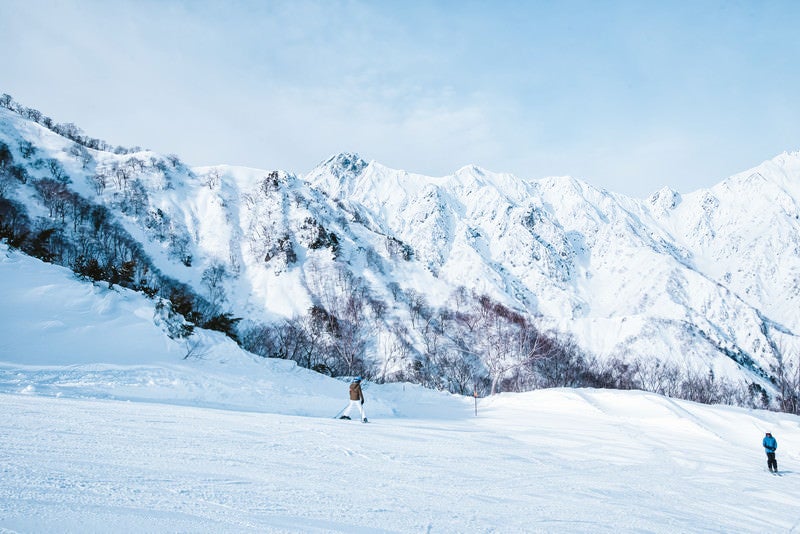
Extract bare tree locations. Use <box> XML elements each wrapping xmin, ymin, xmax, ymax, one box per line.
<box><xmin>201</xmin><ymin>262</ymin><xmax>229</xmax><ymax>312</ymax></box>
<box><xmin>205</xmin><ymin>169</ymin><xmax>221</xmax><ymax>189</ymax></box>
<box><xmin>405</xmin><ymin>288</ymin><xmax>430</xmax><ymax>329</ymax></box>
<box><xmin>634</xmin><ymin>357</ymin><xmax>682</xmax><ymax>397</ymax></box>
<box><xmin>771</xmin><ymin>338</ymin><xmax>800</xmax><ymax>414</ymax></box>
<box><xmin>463</xmin><ymin>298</ymin><xmax>537</xmax><ymax>394</ymax></box>
<box><xmin>183</xmin><ymin>335</ymin><xmax>210</xmax><ymax>360</ymax></box>
<box><xmin>69</xmin><ymin>143</ymin><xmax>93</xmax><ymax>169</ymax></box>
<box><xmin>89</xmin><ymin>171</ymin><xmax>108</xmax><ymax>195</ymax></box>
<box><xmin>379</xmin><ymin>325</ymin><xmax>413</xmax><ymax>382</ymax></box>
<box><xmin>45</xmin><ymin>158</ymin><xmax>68</xmax><ymax>183</ymax></box>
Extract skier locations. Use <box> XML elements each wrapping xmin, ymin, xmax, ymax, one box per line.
<box><xmin>762</xmin><ymin>432</ymin><xmax>778</xmax><ymax>473</ymax></box>
<box><xmin>339</xmin><ymin>376</ymin><xmax>367</xmax><ymax>423</ymax></box>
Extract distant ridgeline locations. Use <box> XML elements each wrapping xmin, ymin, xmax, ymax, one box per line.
<box><xmin>0</xmin><ymin>93</ymin><xmax>142</xmax><ymax>155</ymax></box>
<box><xmin>1</xmin><ymin>91</ymin><xmax>799</xmax><ymax>414</ymax></box>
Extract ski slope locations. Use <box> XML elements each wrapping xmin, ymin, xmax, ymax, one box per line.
<box><xmin>2</xmin><ymin>387</ymin><xmax>799</xmax><ymax>533</ymax></box>
<box><xmin>2</xmin><ymin>246</ymin><xmax>800</xmax><ymax>533</ymax></box>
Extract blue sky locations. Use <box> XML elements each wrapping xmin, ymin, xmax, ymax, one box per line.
<box><xmin>2</xmin><ymin>0</ymin><xmax>799</xmax><ymax>197</ymax></box>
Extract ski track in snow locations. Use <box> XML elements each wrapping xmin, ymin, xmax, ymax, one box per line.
<box><xmin>2</xmin><ymin>387</ymin><xmax>800</xmax><ymax>533</ymax></box>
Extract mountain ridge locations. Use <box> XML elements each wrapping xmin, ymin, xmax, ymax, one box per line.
<box><xmin>1</xmin><ymin>99</ymin><xmax>799</xmax><ymax>404</ymax></box>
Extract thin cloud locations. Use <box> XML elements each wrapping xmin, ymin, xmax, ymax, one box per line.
<box><xmin>1</xmin><ymin>0</ymin><xmax>799</xmax><ymax>197</ymax></box>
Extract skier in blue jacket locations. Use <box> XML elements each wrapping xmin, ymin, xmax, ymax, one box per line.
<box><xmin>762</xmin><ymin>432</ymin><xmax>778</xmax><ymax>473</ymax></box>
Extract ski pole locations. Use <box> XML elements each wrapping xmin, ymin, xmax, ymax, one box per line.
<box><xmin>333</xmin><ymin>402</ymin><xmax>350</xmax><ymax>419</ymax></box>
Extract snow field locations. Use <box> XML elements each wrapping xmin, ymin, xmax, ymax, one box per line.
<box><xmin>2</xmin><ymin>385</ymin><xmax>799</xmax><ymax>533</ymax></box>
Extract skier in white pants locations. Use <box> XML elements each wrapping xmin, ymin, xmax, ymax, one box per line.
<box><xmin>340</xmin><ymin>377</ymin><xmax>367</xmax><ymax>422</ymax></box>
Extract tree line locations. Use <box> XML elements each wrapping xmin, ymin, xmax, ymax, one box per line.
<box><xmin>1</xmin><ymin>93</ymin><xmax>142</xmax><ymax>155</ymax></box>
<box><xmin>239</xmin><ymin>269</ymin><xmax>792</xmax><ymax>412</ymax></box>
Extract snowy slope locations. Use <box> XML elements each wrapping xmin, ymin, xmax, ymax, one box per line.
<box><xmin>1</xmin><ymin>246</ymin><xmax>799</xmax><ymax>532</ymax></box>
<box><xmin>3</xmin><ymin>390</ymin><xmax>800</xmax><ymax>533</ymax></box>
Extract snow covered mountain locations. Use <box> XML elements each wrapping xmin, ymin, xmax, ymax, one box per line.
<box><xmin>1</xmin><ymin>100</ymin><xmax>799</xmax><ymax>397</ymax></box>
<box><xmin>307</xmin><ymin>152</ymin><xmax>800</xmax><ymax>375</ymax></box>
<box><xmin>332</xmin><ymin>151</ymin><xmax>800</xmax><ymax>372</ymax></box>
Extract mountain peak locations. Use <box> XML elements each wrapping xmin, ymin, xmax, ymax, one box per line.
<box><xmin>305</xmin><ymin>152</ymin><xmax>372</xmax><ymax>198</ymax></box>
<box><xmin>318</xmin><ymin>152</ymin><xmax>369</xmax><ymax>178</ymax></box>
<box><xmin>648</xmin><ymin>186</ymin><xmax>681</xmax><ymax>212</ymax></box>
<box><xmin>455</xmin><ymin>163</ymin><xmax>487</xmax><ymax>177</ymax></box>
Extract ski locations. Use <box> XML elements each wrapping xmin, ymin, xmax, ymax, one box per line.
<box><xmin>335</xmin><ymin>415</ymin><xmax>369</xmax><ymax>423</ymax></box>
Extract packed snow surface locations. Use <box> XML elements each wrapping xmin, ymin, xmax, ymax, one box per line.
<box><xmin>2</xmin><ymin>246</ymin><xmax>800</xmax><ymax>533</ymax></box>
<box><xmin>3</xmin><ymin>387</ymin><xmax>800</xmax><ymax>533</ymax></box>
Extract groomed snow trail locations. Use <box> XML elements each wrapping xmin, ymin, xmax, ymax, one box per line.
<box><xmin>2</xmin><ymin>389</ymin><xmax>798</xmax><ymax>533</ymax></box>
